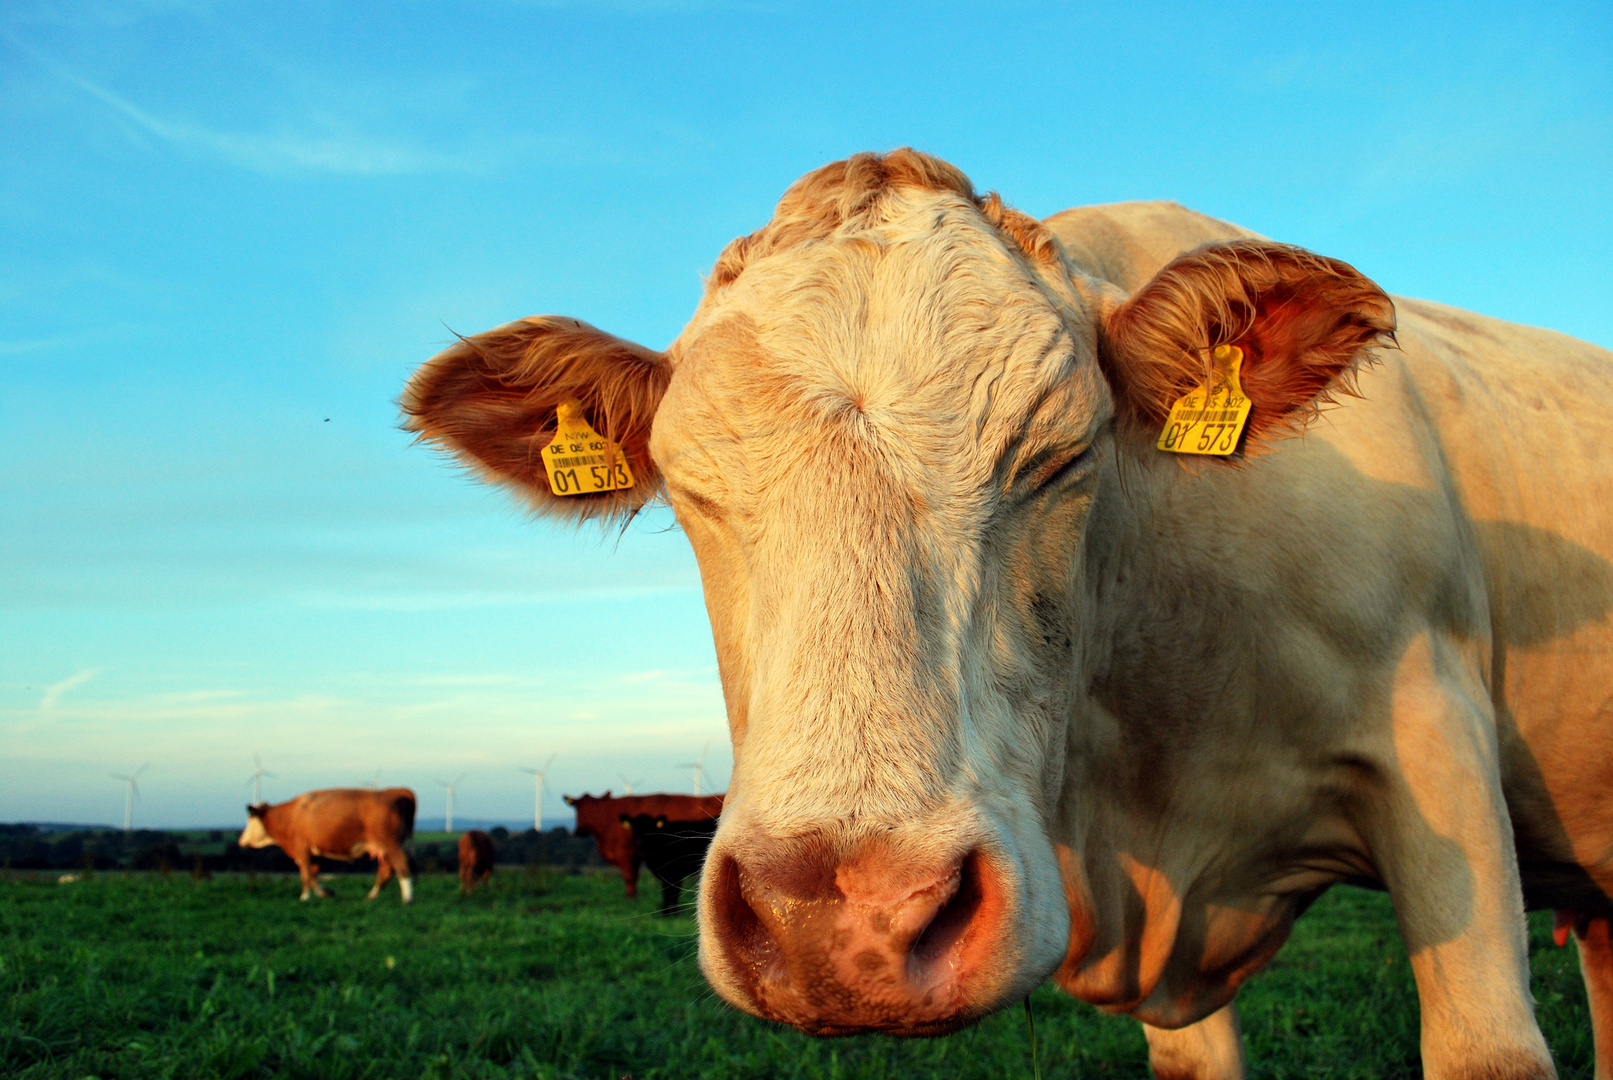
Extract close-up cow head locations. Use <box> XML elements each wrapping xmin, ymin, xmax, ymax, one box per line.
<box><xmin>402</xmin><ymin>150</ymin><xmax>1392</xmax><ymax>1036</ymax></box>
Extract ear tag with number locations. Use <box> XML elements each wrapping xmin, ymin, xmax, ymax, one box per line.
<box><xmin>1157</xmin><ymin>344</ymin><xmax>1253</xmax><ymax>456</ymax></box>
<box><xmin>540</xmin><ymin>399</ymin><xmax>636</xmax><ymax>496</ymax></box>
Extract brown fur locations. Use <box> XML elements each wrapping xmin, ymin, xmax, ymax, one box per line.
<box><xmin>401</xmin><ymin>317</ymin><xmax>671</xmax><ymax>524</ymax></box>
<box><xmin>458</xmin><ymin>829</ymin><xmax>496</xmax><ymax>894</ymax></box>
<box><xmin>709</xmin><ymin>148</ymin><xmax>1062</xmax><ymax>291</ymax></box>
<box><xmin>564</xmin><ymin>791</ymin><xmax>723</xmax><ymax>898</ymax></box>
<box><xmin>1102</xmin><ymin>240</ymin><xmax>1397</xmax><ymax>446</ymax></box>
<box><xmin>242</xmin><ymin>788</ymin><xmax>415</xmax><ymax>901</ymax></box>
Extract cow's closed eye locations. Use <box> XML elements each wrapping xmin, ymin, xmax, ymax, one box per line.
<box><xmin>1024</xmin><ymin>445</ymin><xmax>1094</xmax><ymax>491</ymax></box>
<box><xmin>670</xmin><ymin>486</ymin><xmax>728</xmax><ymax>522</ymax></box>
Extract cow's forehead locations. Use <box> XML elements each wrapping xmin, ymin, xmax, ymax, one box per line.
<box><xmin>654</xmin><ymin>197</ymin><xmax>1111</xmax><ymax>491</ymax></box>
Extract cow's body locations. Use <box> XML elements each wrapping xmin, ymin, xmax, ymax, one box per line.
<box><xmin>405</xmin><ymin>151</ymin><xmax>1613</xmax><ymax>1079</ymax></box>
<box><xmin>239</xmin><ymin>788</ymin><xmax>416</xmax><ymax>903</ymax></box>
<box><xmin>1043</xmin><ymin>204</ymin><xmax>1613</xmax><ymax>1032</ymax></box>
<box><xmin>458</xmin><ymin>829</ymin><xmax>496</xmax><ymax>893</ymax></box>
<box><xmin>624</xmin><ymin>813</ymin><xmax>719</xmax><ymax>915</ymax></box>
<box><xmin>564</xmin><ymin>791</ymin><xmax>723</xmax><ymax>898</ymax></box>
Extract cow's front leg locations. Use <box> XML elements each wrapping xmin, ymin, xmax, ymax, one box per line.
<box><xmin>298</xmin><ymin>857</ymin><xmax>331</xmax><ymax>900</ymax></box>
<box><xmin>1567</xmin><ymin>915</ymin><xmax>1613</xmax><ymax>1080</ymax></box>
<box><xmin>1142</xmin><ymin>1002</ymin><xmax>1245</xmax><ymax>1080</ymax></box>
<box><xmin>1368</xmin><ymin>634</ymin><xmax>1554</xmax><ymax>1079</ymax></box>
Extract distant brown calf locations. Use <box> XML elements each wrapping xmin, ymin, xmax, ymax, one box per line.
<box><xmin>563</xmin><ymin>792</ymin><xmax>723</xmax><ymax>897</ymax></box>
<box><xmin>458</xmin><ymin>829</ymin><xmax>496</xmax><ymax>893</ymax></box>
<box><xmin>239</xmin><ymin>788</ymin><xmax>416</xmax><ymax>903</ymax></box>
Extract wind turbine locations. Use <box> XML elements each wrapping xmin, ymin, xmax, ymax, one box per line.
<box><xmin>362</xmin><ymin>767</ymin><xmax>382</xmax><ymax>790</ymax></box>
<box><xmin>617</xmin><ymin>773</ymin><xmax>645</xmax><ymax>796</ymax></box>
<box><xmin>246</xmin><ymin>752</ymin><xmax>277</xmax><ymax>805</ymax></box>
<box><xmin>436</xmin><ymin>773</ymin><xmax>466</xmax><ymax>833</ymax></box>
<box><xmin>678</xmin><ymin>741</ymin><xmax>712</xmax><ymax>797</ymax></box>
<box><xmin>110</xmin><ymin>763</ymin><xmax>149</xmax><ymax>835</ymax></box>
<box><xmin>518</xmin><ymin>755</ymin><xmax>555</xmax><ymax>832</ymax></box>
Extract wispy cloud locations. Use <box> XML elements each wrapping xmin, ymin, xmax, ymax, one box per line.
<box><xmin>0</xmin><ymin>325</ymin><xmax>138</xmax><ymax>356</ymax></box>
<box><xmin>11</xmin><ymin>35</ymin><xmax>475</xmax><ymax>177</ymax></box>
<box><xmin>40</xmin><ymin>668</ymin><xmax>99</xmax><ymax>711</ymax></box>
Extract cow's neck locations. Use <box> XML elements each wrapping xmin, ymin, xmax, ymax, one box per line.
<box><xmin>1054</xmin><ymin>440</ymin><xmax>1303</xmax><ymax>1019</ymax></box>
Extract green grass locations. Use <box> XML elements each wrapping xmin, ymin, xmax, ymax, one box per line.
<box><xmin>0</xmin><ymin>871</ymin><xmax>1594</xmax><ymax>1079</ymax></box>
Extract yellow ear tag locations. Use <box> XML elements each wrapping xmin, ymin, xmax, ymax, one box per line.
<box><xmin>540</xmin><ymin>399</ymin><xmax>636</xmax><ymax>496</ymax></box>
<box><xmin>1157</xmin><ymin>344</ymin><xmax>1253</xmax><ymax>456</ymax></box>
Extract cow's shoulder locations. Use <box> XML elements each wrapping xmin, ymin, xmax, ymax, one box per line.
<box><xmin>1042</xmin><ymin>201</ymin><xmax>1264</xmax><ymax>292</ymax></box>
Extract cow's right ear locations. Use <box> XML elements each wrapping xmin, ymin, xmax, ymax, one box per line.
<box><xmin>402</xmin><ymin>317</ymin><xmax>671</xmax><ymax>523</ymax></box>
<box><xmin>562</xmin><ymin>795</ymin><xmax>576</xmax><ymax>807</ymax></box>
<box><xmin>247</xmin><ymin>804</ymin><xmax>266</xmax><ymax>818</ymax></box>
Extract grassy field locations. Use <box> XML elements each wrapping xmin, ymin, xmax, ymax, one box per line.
<box><xmin>0</xmin><ymin>869</ymin><xmax>1595</xmax><ymax>1079</ymax></box>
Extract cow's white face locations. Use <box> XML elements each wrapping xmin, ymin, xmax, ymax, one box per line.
<box><xmin>238</xmin><ymin>814</ymin><xmax>274</xmax><ymax>848</ymax></box>
<box><xmin>651</xmin><ymin>189</ymin><xmax>1110</xmax><ymax>1032</ymax></box>
<box><xmin>401</xmin><ymin>149</ymin><xmax>1392</xmax><ymax>1036</ymax></box>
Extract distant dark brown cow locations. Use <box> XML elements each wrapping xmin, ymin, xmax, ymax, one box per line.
<box><xmin>623</xmin><ymin>813</ymin><xmax>719</xmax><ymax>916</ymax></box>
<box><xmin>458</xmin><ymin>829</ymin><xmax>496</xmax><ymax>893</ymax></box>
<box><xmin>239</xmin><ymin>788</ymin><xmax>416</xmax><ymax>903</ymax></box>
<box><xmin>563</xmin><ymin>792</ymin><xmax>722</xmax><ymax>897</ymax></box>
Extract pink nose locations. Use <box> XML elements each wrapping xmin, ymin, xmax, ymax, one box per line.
<box><xmin>703</xmin><ymin>838</ymin><xmax>1007</xmax><ymax>1035</ymax></box>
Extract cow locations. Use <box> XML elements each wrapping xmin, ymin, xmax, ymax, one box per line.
<box><xmin>403</xmin><ymin>149</ymin><xmax>1613</xmax><ymax>1079</ymax></box>
<box><xmin>239</xmin><ymin>788</ymin><xmax>416</xmax><ymax>903</ymax></box>
<box><xmin>563</xmin><ymin>791</ymin><xmax>723</xmax><ymax>898</ymax></box>
<box><xmin>458</xmin><ymin>829</ymin><xmax>496</xmax><ymax>893</ymax></box>
<box><xmin>623</xmin><ymin>813</ymin><xmax>720</xmax><ymax>916</ymax></box>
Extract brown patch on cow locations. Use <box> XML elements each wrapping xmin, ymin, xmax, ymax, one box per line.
<box><xmin>402</xmin><ymin>317</ymin><xmax>671</xmax><ymax>524</ymax></box>
<box><xmin>1101</xmin><ymin>240</ymin><xmax>1397</xmax><ymax>450</ymax></box>
<box><xmin>709</xmin><ymin>148</ymin><xmax>1063</xmax><ymax>290</ymax></box>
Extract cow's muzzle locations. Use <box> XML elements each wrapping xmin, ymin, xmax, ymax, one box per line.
<box><xmin>700</xmin><ymin>832</ymin><xmax>1015</xmax><ymax>1035</ymax></box>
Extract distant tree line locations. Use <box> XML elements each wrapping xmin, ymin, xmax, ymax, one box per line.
<box><xmin>0</xmin><ymin>823</ymin><xmax>603</xmax><ymax>874</ymax></box>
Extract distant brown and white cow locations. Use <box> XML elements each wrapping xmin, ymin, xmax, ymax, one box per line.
<box><xmin>563</xmin><ymin>792</ymin><xmax>723</xmax><ymax>897</ymax></box>
<box><xmin>458</xmin><ymin>829</ymin><xmax>496</xmax><ymax>893</ymax></box>
<box><xmin>405</xmin><ymin>150</ymin><xmax>1613</xmax><ymax>1079</ymax></box>
<box><xmin>239</xmin><ymin>788</ymin><xmax>416</xmax><ymax>903</ymax></box>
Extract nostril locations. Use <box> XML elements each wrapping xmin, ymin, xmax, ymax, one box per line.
<box><xmin>911</xmin><ymin>850</ymin><xmax>986</xmax><ymax>972</ymax></box>
<box><xmin>709</xmin><ymin>854</ymin><xmax>781</xmax><ymax>984</ymax></box>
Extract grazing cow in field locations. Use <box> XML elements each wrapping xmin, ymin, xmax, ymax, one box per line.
<box><xmin>563</xmin><ymin>792</ymin><xmax>723</xmax><ymax>897</ymax></box>
<box><xmin>459</xmin><ymin>829</ymin><xmax>496</xmax><ymax>893</ymax></box>
<box><xmin>239</xmin><ymin>788</ymin><xmax>416</xmax><ymax>903</ymax></box>
<box><xmin>623</xmin><ymin>813</ymin><xmax>719</xmax><ymax>916</ymax></box>
<box><xmin>405</xmin><ymin>149</ymin><xmax>1613</xmax><ymax>1079</ymax></box>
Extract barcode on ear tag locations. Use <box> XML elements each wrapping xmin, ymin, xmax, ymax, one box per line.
<box><xmin>1157</xmin><ymin>345</ymin><xmax>1253</xmax><ymax>456</ymax></box>
<box><xmin>540</xmin><ymin>399</ymin><xmax>636</xmax><ymax>496</ymax></box>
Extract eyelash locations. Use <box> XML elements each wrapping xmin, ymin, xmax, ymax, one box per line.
<box><xmin>1027</xmin><ymin>447</ymin><xmax>1091</xmax><ymax>490</ymax></box>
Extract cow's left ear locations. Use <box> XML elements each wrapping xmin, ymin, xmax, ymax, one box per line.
<box><xmin>1098</xmin><ymin>240</ymin><xmax>1396</xmax><ymax>450</ymax></box>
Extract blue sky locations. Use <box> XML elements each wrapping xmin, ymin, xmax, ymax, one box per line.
<box><xmin>1</xmin><ymin>0</ymin><xmax>1608</xmax><ymax>827</ymax></box>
